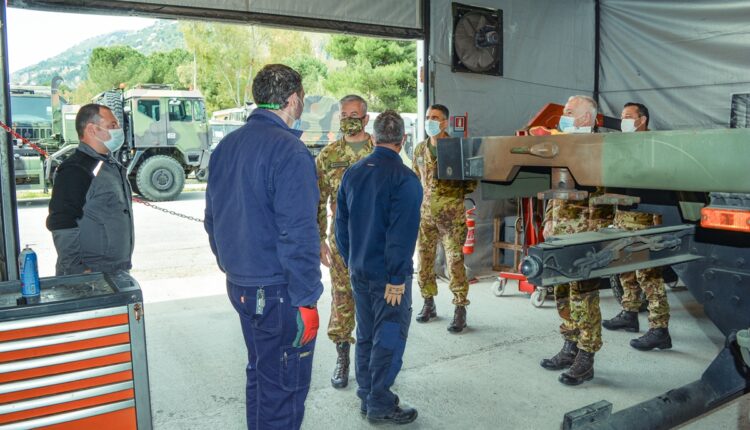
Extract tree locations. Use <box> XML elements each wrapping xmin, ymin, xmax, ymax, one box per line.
<box><xmin>180</xmin><ymin>22</ymin><xmax>271</xmax><ymax>113</ymax></box>
<box><xmin>148</xmin><ymin>49</ymin><xmax>193</xmax><ymax>88</ymax></box>
<box><xmin>87</xmin><ymin>46</ymin><xmax>151</xmax><ymax>91</ymax></box>
<box><xmin>180</xmin><ymin>22</ymin><xmax>330</xmax><ymax>114</ymax></box>
<box><xmin>324</xmin><ymin>36</ymin><xmax>417</xmax><ymax>112</ymax></box>
<box><xmin>287</xmin><ymin>55</ymin><xmax>328</xmax><ymax>96</ymax></box>
<box><xmin>71</xmin><ymin>46</ymin><xmax>193</xmax><ymax>103</ymax></box>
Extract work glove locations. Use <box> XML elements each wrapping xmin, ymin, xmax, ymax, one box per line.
<box><xmin>293</xmin><ymin>306</ymin><xmax>319</xmax><ymax>348</ymax></box>
<box><xmin>384</xmin><ymin>283</ymin><xmax>405</xmax><ymax>306</ymax></box>
<box><xmin>320</xmin><ymin>243</ymin><xmax>332</xmax><ymax>268</ymax></box>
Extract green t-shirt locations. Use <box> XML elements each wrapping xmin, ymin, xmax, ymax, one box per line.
<box><xmin>346</xmin><ymin>138</ymin><xmax>370</xmax><ymax>154</ymax></box>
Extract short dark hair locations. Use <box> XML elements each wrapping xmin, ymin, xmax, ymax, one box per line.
<box><xmin>624</xmin><ymin>102</ymin><xmax>650</xmax><ymax>128</ymax></box>
<box><xmin>75</xmin><ymin>104</ymin><xmax>110</xmax><ymax>139</ymax></box>
<box><xmin>428</xmin><ymin>104</ymin><xmax>450</xmax><ymax>120</ymax></box>
<box><xmin>373</xmin><ymin>110</ymin><xmax>405</xmax><ymax>145</ymax></box>
<box><xmin>252</xmin><ymin>64</ymin><xmax>303</xmax><ymax>110</ymax></box>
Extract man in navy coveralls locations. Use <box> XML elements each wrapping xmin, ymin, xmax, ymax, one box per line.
<box><xmin>205</xmin><ymin>64</ymin><xmax>322</xmax><ymax>430</ymax></box>
<box><xmin>336</xmin><ymin>110</ymin><xmax>423</xmax><ymax>425</ymax></box>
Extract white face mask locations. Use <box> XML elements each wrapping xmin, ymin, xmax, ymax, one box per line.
<box><xmin>620</xmin><ymin>118</ymin><xmax>637</xmax><ymax>133</ymax></box>
<box><xmin>97</xmin><ymin>126</ymin><xmax>125</xmax><ymax>152</ymax></box>
<box><xmin>559</xmin><ymin>113</ymin><xmax>592</xmax><ymax>133</ymax></box>
<box><xmin>279</xmin><ymin>94</ymin><xmax>304</xmax><ymax>129</ymax></box>
<box><xmin>425</xmin><ymin>119</ymin><xmax>442</xmax><ymax>137</ymax></box>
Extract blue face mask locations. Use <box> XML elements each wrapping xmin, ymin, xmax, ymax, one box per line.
<box><xmin>425</xmin><ymin>119</ymin><xmax>442</xmax><ymax>137</ymax></box>
<box><xmin>558</xmin><ymin>115</ymin><xmax>575</xmax><ymax>132</ymax></box>
<box><xmin>97</xmin><ymin>126</ymin><xmax>125</xmax><ymax>152</ymax></box>
<box><xmin>292</xmin><ymin>119</ymin><xmax>302</xmax><ymax>130</ymax></box>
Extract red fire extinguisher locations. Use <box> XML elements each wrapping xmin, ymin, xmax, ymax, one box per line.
<box><xmin>463</xmin><ymin>199</ymin><xmax>477</xmax><ymax>255</ymax></box>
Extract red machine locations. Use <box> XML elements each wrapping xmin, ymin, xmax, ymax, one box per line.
<box><xmin>491</xmin><ymin>197</ymin><xmax>551</xmax><ymax>307</ymax></box>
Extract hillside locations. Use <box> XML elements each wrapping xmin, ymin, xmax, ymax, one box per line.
<box><xmin>10</xmin><ymin>20</ymin><xmax>184</xmax><ymax>87</ymax></box>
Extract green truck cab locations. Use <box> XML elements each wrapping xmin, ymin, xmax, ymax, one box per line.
<box><xmin>92</xmin><ymin>84</ymin><xmax>211</xmax><ymax>201</ymax></box>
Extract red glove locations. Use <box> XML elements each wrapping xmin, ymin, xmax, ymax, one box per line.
<box><xmin>293</xmin><ymin>306</ymin><xmax>319</xmax><ymax>347</ymax></box>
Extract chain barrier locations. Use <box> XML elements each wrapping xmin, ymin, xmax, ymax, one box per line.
<box><xmin>0</xmin><ymin>120</ymin><xmax>50</xmax><ymax>158</ymax></box>
<box><xmin>131</xmin><ymin>197</ymin><xmax>204</xmax><ymax>223</ymax></box>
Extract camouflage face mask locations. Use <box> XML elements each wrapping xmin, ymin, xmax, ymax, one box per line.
<box><xmin>340</xmin><ymin>117</ymin><xmax>364</xmax><ymax>136</ymax></box>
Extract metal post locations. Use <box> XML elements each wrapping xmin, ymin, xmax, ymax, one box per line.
<box><xmin>0</xmin><ymin>4</ymin><xmax>21</xmax><ymax>281</ymax></box>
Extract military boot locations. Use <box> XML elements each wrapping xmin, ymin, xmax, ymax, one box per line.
<box><xmin>331</xmin><ymin>342</ymin><xmax>350</xmax><ymax>388</ymax></box>
<box><xmin>540</xmin><ymin>340</ymin><xmax>579</xmax><ymax>370</ymax></box>
<box><xmin>447</xmin><ymin>306</ymin><xmax>467</xmax><ymax>333</ymax></box>
<box><xmin>630</xmin><ymin>328</ymin><xmax>672</xmax><ymax>351</ymax></box>
<box><xmin>416</xmin><ymin>297</ymin><xmax>437</xmax><ymax>323</ymax></box>
<box><xmin>559</xmin><ymin>350</ymin><xmax>595</xmax><ymax>386</ymax></box>
<box><xmin>602</xmin><ymin>310</ymin><xmax>639</xmax><ymax>332</ymax></box>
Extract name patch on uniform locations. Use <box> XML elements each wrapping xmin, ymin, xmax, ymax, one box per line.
<box><xmin>329</xmin><ymin>161</ymin><xmax>350</xmax><ymax>168</ymax></box>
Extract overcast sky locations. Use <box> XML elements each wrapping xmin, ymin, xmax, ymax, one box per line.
<box><xmin>6</xmin><ymin>8</ymin><xmax>156</xmax><ymax>73</ymax></box>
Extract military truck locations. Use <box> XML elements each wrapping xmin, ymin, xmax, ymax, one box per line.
<box><xmin>9</xmin><ymin>86</ymin><xmax>50</xmax><ymax>189</ymax></box>
<box><xmin>208</xmin><ymin>96</ymin><xmax>419</xmax><ymax>161</ymax></box>
<box><xmin>9</xmin><ymin>77</ymin><xmax>72</xmax><ymax>190</ymax></box>
<box><xmin>11</xmin><ymin>81</ymin><xmax>210</xmax><ymax>200</ymax></box>
<box><xmin>89</xmin><ymin>84</ymin><xmax>211</xmax><ymax>201</ymax></box>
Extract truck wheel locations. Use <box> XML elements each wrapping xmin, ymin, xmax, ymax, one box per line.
<box><xmin>102</xmin><ymin>91</ymin><xmax>124</xmax><ymax>127</ymax></box>
<box><xmin>136</xmin><ymin>155</ymin><xmax>185</xmax><ymax>201</ymax></box>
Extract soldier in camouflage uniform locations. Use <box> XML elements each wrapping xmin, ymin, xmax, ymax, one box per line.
<box><xmin>603</xmin><ymin>103</ymin><xmax>673</xmax><ymax>351</ymax></box>
<box><xmin>540</xmin><ymin>96</ymin><xmax>615</xmax><ymax>386</ymax></box>
<box><xmin>413</xmin><ymin>104</ymin><xmax>476</xmax><ymax>333</ymax></box>
<box><xmin>317</xmin><ymin>94</ymin><xmax>374</xmax><ymax>388</ymax></box>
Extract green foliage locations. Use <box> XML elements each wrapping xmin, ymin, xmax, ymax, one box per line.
<box><xmin>148</xmin><ymin>49</ymin><xmax>193</xmax><ymax>87</ymax></box>
<box><xmin>180</xmin><ymin>22</ymin><xmax>334</xmax><ymax>115</ymax></box>
<box><xmin>180</xmin><ymin>22</ymin><xmax>269</xmax><ymax>113</ymax></box>
<box><xmin>287</xmin><ymin>55</ymin><xmax>329</xmax><ymax>96</ymax></box>
<box><xmin>88</xmin><ymin>46</ymin><xmax>151</xmax><ymax>90</ymax></box>
<box><xmin>25</xmin><ymin>20</ymin><xmax>416</xmax><ymax>119</ymax></box>
<box><xmin>324</xmin><ymin>35</ymin><xmax>416</xmax><ymax>112</ymax></box>
<box><xmin>71</xmin><ymin>46</ymin><xmax>193</xmax><ymax>103</ymax></box>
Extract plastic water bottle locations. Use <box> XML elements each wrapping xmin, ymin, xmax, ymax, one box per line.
<box><xmin>19</xmin><ymin>245</ymin><xmax>40</xmax><ymax>302</ymax></box>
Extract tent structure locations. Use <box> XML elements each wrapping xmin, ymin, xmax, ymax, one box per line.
<box><xmin>0</xmin><ymin>2</ymin><xmax>748</xmax><ymax>427</ymax></box>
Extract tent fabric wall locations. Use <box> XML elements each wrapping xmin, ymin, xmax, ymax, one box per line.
<box><xmin>8</xmin><ymin>0</ymin><xmax>423</xmax><ymax>38</ymax></box>
<box><xmin>430</xmin><ymin>0</ymin><xmax>596</xmax><ymax>138</ymax></box>
<box><xmin>428</xmin><ymin>0</ymin><xmax>596</xmax><ymax>275</ymax></box>
<box><xmin>599</xmin><ymin>0</ymin><xmax>750</xmax><ymax>129</ymax></box>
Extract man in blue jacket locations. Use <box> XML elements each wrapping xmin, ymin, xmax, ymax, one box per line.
<box><xmin>204</xmin><ymin>64</ymin><xmax>323</xmax><ymax>430</ymax></box>
<box><xmin>336</xmin><ymin>110</ymin><xmax>422</xmax><ymax>425</ymax></box>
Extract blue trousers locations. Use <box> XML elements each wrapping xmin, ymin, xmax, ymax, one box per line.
<box><xmin>227</xmin><ymin>282</ymin><xmax>315</xmax><ymax>430</ymax></box>
<box><xmin>351</xmin><ymin>274</ymin><xmax>413</xmax><ymax>417</ymax></box>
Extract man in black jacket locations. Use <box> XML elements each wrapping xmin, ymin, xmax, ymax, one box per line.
<box><xmin>47</xmin><ymin>103</ymin><xmax>134</xmax><ymax>275</ymax></box>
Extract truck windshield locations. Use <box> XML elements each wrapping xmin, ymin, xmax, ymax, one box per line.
<box><xmin>10</xmin><ymin>95</ymin><xmax>52</xmax><ymax>122</ymax></box>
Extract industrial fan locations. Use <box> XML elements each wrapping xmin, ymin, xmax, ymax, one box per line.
<box><xmin>451</xmin><ymin>3</ymin><xmax>503</xmax><ymax>76</ymax></box>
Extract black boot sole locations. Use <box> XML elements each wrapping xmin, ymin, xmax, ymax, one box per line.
<box><xmin>558</xmin><ymin>370</ymin><xmax>594</xmax><ymax>386</ymax></box>
<box><xmin>540</xmin><ymin>359</ymin><xmax>574</xmax><ymax>371</ymax></box>
<box><xmin>630</xmin><ymin>340</ymin><xmax>672</xmax><ymax>351</ymax></box>
<box><xmin>331</xmin><ymin>378</ymin><xmax>348</xmax><ymax>389</ymax></box>
<box><xmin>415</xmin><ymin>311</ymin><xmax>437</xmax><ymax>323</ymax></box>
<box><xmin>602</xmin><ymin>323</ymin><xmax>639</xmax><ymax>333</ymax></box>
<box><xmin>367</xmin><ymin>410</ymin><xmax>418</xmax><ymax>425</ymax></box>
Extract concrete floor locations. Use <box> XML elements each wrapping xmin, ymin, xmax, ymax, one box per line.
<box><xmin>16</xmin><ymin>192</ymin><xmax>746</xmax><ymax>429</ymax></box>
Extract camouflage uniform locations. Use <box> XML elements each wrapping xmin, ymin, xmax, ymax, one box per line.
<box><xmin>614</xmin><ymin>210</ymin><xmax>670</xmax><ymax>329</ymax></box>
<box><xmin>317</xmin><ymin>135</ymin><xmax>374</xmax><ymax>344</ymax></box>
<box><xmin>544</xmin><ymin>189</ymin><xmax>615</xmax><ymax>353</ymax></box>
<box><xmin>413</xmin><ymin>139</ymin><xmax>477</xmax><ymax>306</ymax></box>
